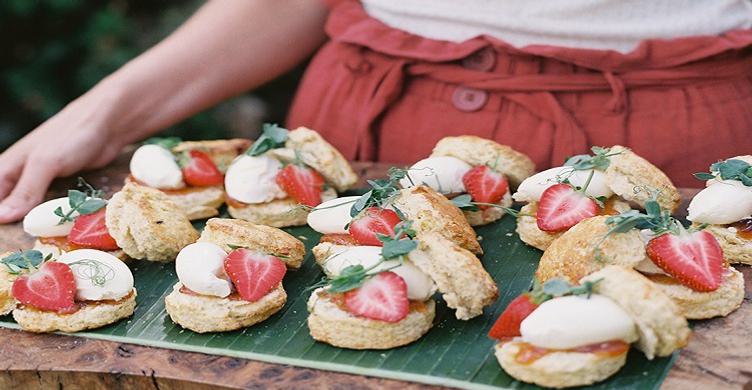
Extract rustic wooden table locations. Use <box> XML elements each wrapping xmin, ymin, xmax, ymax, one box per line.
<box><xmin>0</xmin><ymin>155</ymin><xmax>750</xmax><ymax>390</ymax></box>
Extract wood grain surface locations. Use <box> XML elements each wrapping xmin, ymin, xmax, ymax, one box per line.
<box><xmin>0</xmin><ymin>156</ymin><xmax>749</xmax><ymax>390</ymax></box>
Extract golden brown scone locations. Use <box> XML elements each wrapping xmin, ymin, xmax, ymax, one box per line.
<box><xmin>702</xmin><ymin>223</ymin><xmax>752</xmax><ymax>265</ymax></box>
<box><xmin>307</xmin><ymin>288</ymin><xmax>435</xmax><ymax>349</ymax></box>
<box><xmin>517</xmin><ymin>203</ymin><xmax>561</xmax><ymax>251</ymax></box>
<box><xmin>393</xmin><ymin>185</ymin><xmax>482</xmax><ymax>255</ymax></box>
<box><xmin>430</xmin><ymin>135</ymin><xmax>536</xmax><ymax>188</ymax></box>
<box><xmin>227</xmin><ymin>188</ymin><xmax>337</xmax><ymax>228</ymax></box>
<box><xmin>581</xmin><ymin>266</ymin><xmax>690</xmax><ymax>359</ymax></box>
<box><xmin>408</xmin><ymin>232</ymin><xmax>498</xmax><ymax>320</ymax></box>
<box><xmin>198</xmin><ymin>218</ymin><xmax>306</xmax><ymax>269</ymax></box>
<box><xmin>536</xmin><ymin>216</ymin><xmax>645</xmax><ymax>283</ymax></box>
<box><xmin>172</xmin><ymin>138</ymin><xmax>251</xmax><ymax>173</ymax></box>
<box><xmin>517</xmin><ymin>200</ymin><xmax>632</xmax><ymax>251</ymax></box>
<box><xmin>165</xmin><ymin>283</ymin><xmax>286</xmax><ymax>333</ymax></box>
<box><xmin>124</xmin><ymin>176</ymin><xmax>224</xmax><ymax>220</ymax></box>
<box><xmin>0</xmin><ymin>254</ymin><xmax>16</xmax><ymax>316</ymax></box>
<box><xmin>106</xmin><ymin>183</ymin><xmax>199</xmax><ymax>262</ymax></box>
<box><xmin>495</xmin><ymin>341</ymin><xmax>628</xmax><ymax>389</ymax></box>
<box><xmin>32</xmin><ymin>239</ymin><xmax>129</xmax><ymax>262</ymax></box>
<box><xmin>645</xmin><ymin>267</ymin><xmax>745</xmax><ymax>319</ymax></box>
<box><xmin>604</xmin><ymin>145</ymin><xmax>680</xmax><ymax>213</ymax></box>
<box><xmin>13</xmin><ymin>290</ymin><xmax>136</xmax><ymax>333</ymax></box>
<box><xmin>268</xmin><ymin>127</ymin><xmax>358</xmax><ymax>192</ymax></box>
<box><xmin>462</xmin><ymin>192</ymin><xmax>512</xmax><ymax>226</ymax></box>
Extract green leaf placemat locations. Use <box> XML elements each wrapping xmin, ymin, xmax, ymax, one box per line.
<box><xmin>0</xmin><ymin>216</ymin><xmax>677</xmax><ymax>389</ymax></box>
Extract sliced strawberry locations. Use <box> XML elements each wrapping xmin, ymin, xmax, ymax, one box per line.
<box><xmin>224</xmin><ymin>248</ymin><xmax>287</xmax><ymax>302</ymax></box>
<box><xmin>488</xmin><ymin>294</ymin><xmax>538</xmax><ymax>340</ymax></box>
<box><xmin>536</xmin><ymin>184</ymin><xmax>598</xmax><ymax>232</ymax></box>
<box><xmin>182</xmin><ymin>150</ymin><xmax>223</xmax><ymax>187</ymax></box>
<box><xmin>348</xmin><ymin>207</ymin><xmax>401</xmax><ymax>246</ymax></box>
<box><xmin>462</xmin><ymin>166</ymin><xmax>509</xmax><ymax>208</ymax></box>
<box><xmin>344</xmin><ymin>271</ymin><xmax>409</xmax><ymax>323</ymax></box>
<box><xmin>275</xmin><ymin>164</ymin><xmax>325</xmax><ymax>207</ymax></box>
<box><xmin>68</xmin><ymin>209</ymin><xmax>119</xmax><ymax>251</ymax></box>
<box><xmin>12</xmin><ymin>261</ymin><xmax>77</xmax><ymax>313</ymax></box>
<box><xmin>646</xmin><ymin>230</ymin><xmax>723</xmax><ymax>292</ymax></box>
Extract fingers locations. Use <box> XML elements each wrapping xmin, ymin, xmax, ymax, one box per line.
<box><xmin>0</xmin><ymin>147</ymin><xmax>27</xmax><ymax>200</ymax></box>
<box><xmin>0</xmin><ymin>158</ymin><xmax>57</xmax><ymax>224</ymax></box>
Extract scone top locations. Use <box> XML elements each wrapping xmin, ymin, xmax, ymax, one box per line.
<box><xmin>2</xmin><ymin>248</ymin><xmax>134</xmax><ymax>313</ymax></box>
<box><xmin>225</xmin><ymin>124</ymin><xmax>357</xmax><ymax>207</ymax></box>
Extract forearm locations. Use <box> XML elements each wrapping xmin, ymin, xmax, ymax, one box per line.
<box><xmin>83</xmin><ymin>0</ymin><xmax>329</xmax><ymax>145</ymax></box>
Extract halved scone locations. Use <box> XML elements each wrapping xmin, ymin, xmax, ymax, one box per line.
<box><xmin>645</xmin><ymin>267</ymin><xmax>745</xmax><ymax>319</ymax></box>
<box><xmin>227</xmin><ymin>188</ymin><xmax>337</xmax><ymax>228</ymax></box>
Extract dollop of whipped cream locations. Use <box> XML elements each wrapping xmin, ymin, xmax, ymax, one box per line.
<box><xmin>520</xmin><ymin>295</ymin><xmax>638</xmax><ymax>350</ymax></box>
<box><xmin>399</xmin><ymin>156</ymin><xmax>471</xmax><ymax>195</ymax></box>
<box><xmin>322</xmin><ymin>245</ymin><xmax>436</xmax><ymax>301</ymax></box>
<box><xmin>224</xmin><ymin>155</ymin><xmax>287</xmax><ymax>204</ymax></box>
<box><xmin>687</xmin><ymin>179</ymin><xmax>752</xmax><ymax>225</ymax></box>
<box><xmin>513</xmin><ymin>166</ymin><xmax>613</xmax><ymax>203</ymax></box>
<box><xmin>130</xmin><ymin>144</ymin><xmax>185</xmax><ymax>189</ymax></box>
<box><xmin>307</xmin><ymin>196</ymin><xmax>360</xmax><ymax>234</ymax></box>
<box><xmin>58</xmin><ymin>249</ymin><xmax>134</xmax><ymax>301</ymax></box>
<box><xmin>23</xmin><ymin>197</ymin><xmax>77</xmax><ymax>237</ymax></box>
<box><xmin>633</xmin><ymin>229</ymin><xmax>667</xmax><ymax>275</ymax></box>
<box><xmin>175</xmin><ymin>242</ymin><xmax>233</xmax><ymax>298</ymax></box>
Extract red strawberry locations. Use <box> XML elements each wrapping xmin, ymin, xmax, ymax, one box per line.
<box><xmin>224</xmin><ymin>248</ymin><xmax>287</xmax><ymax>302</ymax></box>
<box><xmin>462</xmin><ymin>166</ymin><xmax>509</xmax><ymax>207</ymax></box>
<box><xmin>348</xmin><ymin>207</ymin><xmax>401</xmax><ymax>246</ymax></box>
<box><xmin>488</xmin><ymin>294</ymin><xmax>538</xmax><ymax>340</ymax></box>
<box><xmin>344</xmin><ymin>271</ymin><xmax>409</xmax><ymax>323</ymax></box>
<box><xmin>182</xmin><ymin>150</ymin><xmax>223</xmax><ymax>187</ymax></box>
<box><xmin>536</xmin><ymin>184</ymin><xmax>598</xmax><ymax>232</ymax></box>
<box><xmin>646</xmin><ymin>230</ymin><xmax>723</xmax><ymax>292</ymax></box>
<box><xmin>276</xmin><ymin>164</ymin><xmax>325</xmax><ymax>207</ymax></box>
<box><xmin>68</xmin><ymin>209</ymin><xmax>119</xmax><ymax>250</ymax></box>
<box><xmin>12</xmin><ymin>262</ymin><xmax>77</xmax><ymax>313</ymax></box>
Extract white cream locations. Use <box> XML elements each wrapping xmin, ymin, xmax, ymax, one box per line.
<box><xmin>23</xmin><ymin>197</ymin><xmax>77</xmax><ymax>237</ymax></box>
<box><xmin>634</xmin><ymin>229</ymin><xmax>667</xmax><ymax>275</ymax></box>
<box><xmin>520</xmin><ymin>295</ymin><xmax>638</xmax><ymax>350</ymax></box>
<box><xmin>130</xmin><ymin>144</ymin><xmax>185</xmax><ymax>189</ymax></box>
<box><xmin>307</xmin><ymin>196</ymin><xmax>361</xmax><ymax>234</ymax></box>
<box><xmin>513</xmin><ymin>166</ymin><xmax>613</xmax><ymax>203</ymax></box>
<box><xmin>175</xmin><ymin>242</ymin><xmax>233</xmax><ymax>298</ymax></box>
<box><xmin>400</xmin><ymin>156</ymin><xmax>471</xmax><ymax>194</ymax></box>
<box><xmin>224</xmin><ymin>155</ymin><xmax>287</xmax><ymax>204</ymax></box>
<box><xmin>322</xmin><ymin>245</ymin><xmax>436</xmax><ymax>301</ymax></box>
<box><xmin>58</xmin><ymin>249</ymin><xmax>134</xmax><ymax>301</ymax></box>
<box><xmin>687</xmin><ymin>179</ymin><xmax>752</xmax><ymax>225</ymax></box>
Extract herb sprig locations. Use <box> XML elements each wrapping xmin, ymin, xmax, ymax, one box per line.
<box><xmin>1</xmin><ymin>249</ymin><xmax>51</xmax><ymax>274</ymax></box>
<box><xmin>349</xmin><ymin>167</ymin><xmax>407</xmax><ymax>218</ymax></box>
<box><xmin>563</xmin><ymin>146</ymin><xmax>621</xmax><ymax>172</ymax></box>
<box><xmin>54</xmin><ymin>178</ymin><xmax>107</xmax><ymax>224</ymax></box>
<box><xmin>527</xmin><ymin>277</ymin><xmax>602</xmax><ymax>305</ymax></box>
<box><xmin>694</xmin><ymin>159</ymin><xmax>752</xmax><ymax>186</ymax></box>
<box><xmin>246</xmin><ymin>123</ymin><xmax>289</xmax><ymax>157</ymax></box>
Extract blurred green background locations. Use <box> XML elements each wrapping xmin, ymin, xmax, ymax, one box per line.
<box><xmin>0</xmin><ymin>0</ymin><xmax>302</xmax><ymax>150</ymax></box>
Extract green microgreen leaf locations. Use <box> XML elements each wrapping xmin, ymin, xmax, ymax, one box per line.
<box><xmin>144</xmin><ymin>136</ymin><xmax>182</xmax><ymax>150</ymax></box>
<box><xmin>451</xmin><ymin>194</ymin><xmax>479</xmax><ymax>211</ymax></box>
<box><xmin>693</xmin><ymin>172</ymin><xmax>716</xmax><ymax>181</ymax></box>
<box><xmin>527</xmin><ymin>277</ymin><xmax>603</xmax><ymax>305</ymax></box>
<box><xmin>700</xmin><ymin>159</ymin><xmax>752</xmax><ymax>186</ymax></box>
<box><xmin>245</xmin><ymin>123</ymin><xmax>289</xmax><ymax>156</ymax></box>
<box><xmin>380</xmin><ymin>238</ymin><xmax>418</xmax><ymax>260</ymax></box>
<box><xmin>1</xmin><ymin>249</ymin><xmax>47</xmax><ymax>274</ymax></box>
<box><xmin>56</xmin><ymin>178</ymin><xmax>107</xmax><ymax>224</ymax></box>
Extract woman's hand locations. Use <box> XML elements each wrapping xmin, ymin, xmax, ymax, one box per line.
<box><xmin>0</xmin><ymin>0</ymin><xmax>328</xmax><ymax>223</ymax></box>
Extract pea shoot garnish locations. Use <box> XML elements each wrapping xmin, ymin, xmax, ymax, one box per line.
<box><xmin>694</xmin><ymin>158</ymin><xmax>752</xmax><ymax>186</ymax></box>
<box><xmin>1</xmin><ymin>249</ymin><xmax>51</xmax><ymax>274</ymax></box>
<box><xmin>53</xmin><ymin>177</ymin><xmax>107</xmax><ymax>225</ymax></box>
<box><xmin>245</xmin><ymin>123</ymin><xmax>289</xmax><ymax>157</ymax></box>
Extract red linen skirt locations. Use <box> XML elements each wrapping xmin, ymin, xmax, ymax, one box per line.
<box><xmin>287</xmin><ymin>0</ymin><xmax>752</xmax><ymax>187</ymax></box>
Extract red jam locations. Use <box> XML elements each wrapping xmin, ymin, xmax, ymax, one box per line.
<box><xmin>179</xmin><ymin>285</ymin><xmax>245</xmax><ymax>301</ymax></box>
<box><xmin>38</xmin><ymin>236</ymin><xmax>83</xmax><ymax>252</ymax></box>
<box><xmin>319</xmin><ymin>234</ymin><xmax>359</xmax><ymax>246</ymax></box>
<box><xmin>20</xmin><ymin>290</ymin><xmax>135</xmax><ymax>315</ymax></box>
<box><xmin>729</xmin><ymin>218</ymin><xmax>752</xmax><ymax>240</ymax></box>
<box><xmin>596</xmin><ymin>197</ymin><xmax>620</xmax><ymax>216</ymax></box>
<box><xmin>515</xmin><ymin>340</ymin><xmax>630</xmax><ymax>365</ymax></box>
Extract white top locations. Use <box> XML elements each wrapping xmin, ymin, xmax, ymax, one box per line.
<box><xmin>362</xmin><ymin>0</ymin><xmax>752</xmax><ymax>53</ymax></box>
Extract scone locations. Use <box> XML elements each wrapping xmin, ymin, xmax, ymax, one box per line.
<box><xmin>226</xmin><ymin>125</ymin><xmax>357</xmax><ymax>227</ymax></box>
<box><xmin>400</xmin><ymin>136</ymin><xmax>535</xmax><ymax>226</ymax></box>
<box><xmin>513</xmin><ymin>145</ymin><xmax>679</xmax><ymax>251</ymax></box>
<box><xmin>489</xmin><ymin>266</ymin><xmax>689</xmax><ymax>388</ymax></box>
<box><xmin>22</xmin><ymin>188</ymin><xmax>128</xmax><ymax>261</ymax></box>
<box><xmin>128</xmin><ymin>138</ymin><xmax>248</xmax><ymax>220</ymax></box>
<box><xmin>106</xmin><ymin>183</ymin><xmax>199</xmax><ymax>262</ymax></box>
<box><xmin>197</xmin><ymin>218</ymin><xmax>306</xmax><ymax>269</ymax></box>
<box><xmin>165</xmin><ymin>223</ymin><xmax>305</xmax><ymax>332</ymax></box>
<box><xmin>306</xmin><ymin>184</ymin><xmax>483</xmax><ymax>255</ymax></box>
<box><xmin>10</xmin><ymin>249</ymin><xmax>136</xmax><ymax>333</ymax></box>
<box><xmin>0</xmin><ymin>252</ymin><xmax>19</xmax><ymax>315</ymax></box>
<box><xmin>687</xmin><ymin>156</ymin><xmax>752</xmax><ymax>265</ymax></box>
<box><xmin>539</xmin><ymin>199</ymin><xmax>745</xmax><ymax>319</ymax></box>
